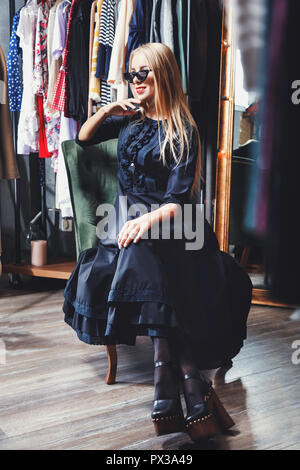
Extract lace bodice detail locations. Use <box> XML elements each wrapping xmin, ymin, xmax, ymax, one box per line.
<box><xmin>119</xmin><ymin>117</ymin><xmax>159</xmax><ymax>192</ymax></box>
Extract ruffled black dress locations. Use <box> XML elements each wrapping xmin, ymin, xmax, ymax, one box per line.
<box><xmin>63</xmin><ymin>112</ymin><xmax>253</xmax><ymax>370</ymax></box>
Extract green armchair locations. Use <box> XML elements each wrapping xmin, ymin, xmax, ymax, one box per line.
<box><xmin>62</xmin><ymin>138</ymin><xmax>119</xmax><ymax>384</ymax></box>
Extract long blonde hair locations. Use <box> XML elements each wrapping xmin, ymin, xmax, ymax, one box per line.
<box><xmin>128</xmin><ymin>42</ymin><xmax>204</xmax><ymax>201</ymax></box>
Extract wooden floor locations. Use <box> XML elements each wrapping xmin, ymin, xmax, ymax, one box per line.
<box><xmin>0</xmin><ymin>273</ymin><xmax>299</xmax><ymax>450</ymax></box>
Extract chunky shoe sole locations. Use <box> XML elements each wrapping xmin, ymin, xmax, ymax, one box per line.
<box><xmin>185</xmin><ymin>387</ymin><xmax>235</xmax><ymax>441</ymax></box>
<box><xmin>152</xmin><ymin>413</ymin><xmax>185</xmax><ymax>436</ymax></box>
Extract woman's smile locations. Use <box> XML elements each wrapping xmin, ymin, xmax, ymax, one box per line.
<box><xmin>136</xmin><ymin>86</ymin><xmax>146</xmax><ymax>94</ymax></box>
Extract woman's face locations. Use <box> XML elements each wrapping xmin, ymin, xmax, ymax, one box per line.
<box><xmin>130</xmin><ymin>52</ymin><xmax>155</xmax><ymax>108</ymax></box>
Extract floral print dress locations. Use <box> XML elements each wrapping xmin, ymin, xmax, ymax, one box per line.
<box><xmin>33</xmin><ymin>0</ymin><xmax>61</xmax><ymax>167</ymax></box>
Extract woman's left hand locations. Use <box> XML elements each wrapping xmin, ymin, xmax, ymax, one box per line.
<box><xmin>117</xmin><ymin>213</ymin><xmax>154</xmax><ymax>249</ymax></box>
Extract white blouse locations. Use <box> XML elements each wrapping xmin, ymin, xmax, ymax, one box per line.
<box><xmin>16</xmin><ymin>0</ymin><xmax>40</xmax><ymax>155</ymax></box>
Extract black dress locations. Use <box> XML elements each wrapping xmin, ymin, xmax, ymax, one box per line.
<box><xmin>63</xmin><ymin>112</ymin><xmax>253</xmax><ymax>370</ymax></box>
<box><xmin>66</xmin><ymin>0</ymin><xmax>93</xmax><ymax>122</ymax></box>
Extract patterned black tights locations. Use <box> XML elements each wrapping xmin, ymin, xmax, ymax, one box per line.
<box><xmin>151</xmin><ymin>337</ymin><xmax>179</xmax><ymax>401</ymax></box>
<box><xmin>152</xmin><ymin>334</ymin><xmax>207</xmax><ymax>411</ymax></box>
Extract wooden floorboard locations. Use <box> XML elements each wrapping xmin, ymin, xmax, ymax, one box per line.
<box><xmin>0</xmin><ymin>274</ymin><xmax>299</xmax><ymax>450</ymax></box>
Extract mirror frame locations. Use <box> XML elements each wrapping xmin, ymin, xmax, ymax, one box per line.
<box><xmin>214</xmin><ymin>1</ymin><xmax>296</xmax><ymax>308</ymax></box>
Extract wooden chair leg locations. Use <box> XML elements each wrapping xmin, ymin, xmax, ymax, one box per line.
<box><xmin>263</xmin><ymin>253</ymin><xmax>269</xmax><ymax>286</ymax></box>
<box><xmin>105</xmin><ymin>345</ymin><xmax>117</xmax><ymax>384</ymax></box>
<box><xmin>240</xmin><ymin>246</ymin><xmax>251</xmax><ymax>266</ymax></box>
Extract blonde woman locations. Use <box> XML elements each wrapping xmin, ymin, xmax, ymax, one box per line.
<box><xmin>63</xmin><ymin>43</ymin><xmax>252</xmax><ymax>441</ymax></box>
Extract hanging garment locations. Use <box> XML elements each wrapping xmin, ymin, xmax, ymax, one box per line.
<box><xmin>7</xmin><ymin>9</ymin><xmax>23</xmax><ymax>112</ymax></box>
<box><xmin>37</xmin><ymin>95</ymin><xmax>52</xmax><ymax>158</ymax></box>
<box><xmin>160</xmin><ymin>0</ymin><xmax>174</xmax><ymax>52</ymax></box>
<box><xmin>230</xmin><ymin>0</ymin><xmax>268</xmax><ymax>92</ymax></box>
<box><xmin>95</xmin><ymin>0</ymin><xmax>118</xmax><ymax>107</ymax></box>
<box><xmin>50</xmin><ymin>0</ymin><xmax>71</xmax><ymax>117</ymax></box>
<box><xmin>16</xmin><ymin>0</ymin><xmax>40</xmax><ymax>155</ymax></box>
<box><xmin>95</xmin><ymin>0</ymin><xmax>116</xmax><ymax>81</ymax></box>
<box><xmin>111</xmin><ymin>0</ymin><xmax>121</xmax><ymax>102</ymax></box>
<box><xmin>114</xmin><ymin>0</ymin><xmax>122</xmax><ymax>24</ymax></box>
<box><xmin>0</xmin><ymin>45</ymin><xmax>20</xmax><ymax>180</ymax></box>
<box><xmin>55</xmin><ymin>115</ymin><xmax>77</xmax><ymax>217</ymax></box>
<box><xmin>125</xmin><ymin>0</ymin><xmax>147</xmax><ymax>72</ymax></box>
<box><xmin>144</xmin><ymin>0</ymin><xmax>153</xmax><ymax>42</ymax></box>
<box><xmin>33</xmin><ymin>0</ymin><xmax>56</xmax><ymax>97</ymax></box>
<box><xmin>171</xmin><ymin>0</ymin><xmax>179</xmax><ymax>66</ymax></box>
<box><xmin>0</xmin><ymin>44</ymin><xmax>19</xmax><ymax>277</ymax></box>
<box><xmin>65</xmin><ymin>0</ymin><xmax>94</xmax><ymax>122</ymax></box>
<box><xmin>52</xmin><ymin>0</ymin><xmax>70</xmax><ymax>61</ymax></box>
<box><xmin>51</xmin><ymin>0</ymin><xmax>82</xmax><ymax>113</ymax></box>
<box><xmin>188</xmin><ymin>0</ymin><xmax>208</xmax><ymax>103</ymax></box>
<box><xmin>150</xmin><ymin>0</ymin><xmax>162</xmax><ymax>42</ymax></box>
<box><xmin>89</xmin><ymin>1</ymin><xmax>114</xmax><ymax>109</ymax></box>
<box><xmin>107</xmin><ymin>0</ymin><xmax>137</xmax><ymax>101</ymax></box>
<box><xmin>46</xmin><ymin>0</ymin><xmax>66</xmax><ymax>113</ymax></box>
<box><xmin>110</xmin><ymin>0</ymin><xmax>122</xmax><ymax>101</ymax></box>
<box><xmin>54</xmin><ymin>1</ymin><xmax>76</xmax><ymax>217</ymax></box>
<box><xmin>260</xmin><ymin>0</ymin><xmax>300</xmax><ymax>303</ymax></box>
<box><xmin>46</xmin><ymin>1</ymin><xmax>60</xmax><ymax>110</ymax></box>
<box><xmin>87</xmin><ymin>0</ymin><xmax>97</xmax><ymax>117</ymax></box>
<box><xmin>176</xmin><ymin>0</ymin><xmax>187</xmax><ymax>94</ymax></box>
<box><xmin>63</xmin><ymin>112</ymin><xmax>253</xmax><ymax>370</ymax></box>
<box><xmin>249</xmin><ymin>0</ymin><xmax>286</xmax><ymax>238</ymax></box>
<box><xmin>99</xmin><ymin>79</ymin><xmax>112</xmax><ymax>106</ymax></box>
<box><xmin>33</xmin><ymin>0</ymin><xmax>61</xmax><ymax>163</ymax></box>
<box><xmin>89</xmin><ymin>0</ymin><xmax>104</xmax><ymax>103</ymax></box>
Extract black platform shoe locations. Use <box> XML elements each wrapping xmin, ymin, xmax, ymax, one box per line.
<box><xmin>183</xmin><ymin>372</ymin><xmax>235</xmax><ymax>441</ymax></box>
<box><xmin>151</xmin><ymin>361</ymin><xmax>185</xmax><ymax>436</ymax></box>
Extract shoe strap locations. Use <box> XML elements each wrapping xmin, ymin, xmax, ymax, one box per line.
<box><xmin>154</xmin><ymin>360</ymin><xmax>172</xmax><ymax>368</ymax></box>
<box><xmin>183</xmin><ymin>372</ymin><xmax>212</xmax><ymax>387</ymax></box>
<box><xmin>183</xmin><ymin>373</ymin><xmax>200</xmax><ymax>381</ymax></box>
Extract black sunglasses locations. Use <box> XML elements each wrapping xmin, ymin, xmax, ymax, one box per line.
<box><xmin>123</xmin><ymin>69</ymin><xmax>152</xmax><ymax>83</ymax></box>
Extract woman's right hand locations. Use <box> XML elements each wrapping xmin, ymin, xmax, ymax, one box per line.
<box><xmin>78</xmin><ymin>98</ymin><xmax>142</xmax><ymax>142</ymax></box>
<box><xmin>101</xmin><ymin>98</ymin><xmax>142</xmax><ymax>117</ymax></box>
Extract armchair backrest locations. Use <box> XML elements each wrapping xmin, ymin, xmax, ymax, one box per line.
<box><xmin>62</xmin><ymin>138</ymin><xmax>119</xmax><ymax>259</ymax></box>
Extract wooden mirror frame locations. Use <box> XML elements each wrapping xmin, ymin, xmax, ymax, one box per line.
<box><xmin>214</xmin><ymin>1</ymin><xmax>295</xmax><ymax>308</ymax></box>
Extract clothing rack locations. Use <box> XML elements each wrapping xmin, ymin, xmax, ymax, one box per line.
<box><xmin>4</xmin><ymin>0</ymin><xmax>75</xmax><ymax>284</ymax></box>
<box><xmin>9</xmin><ymin>0</ymin><xmax>47</xmax><ymax>268</ymax></box>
